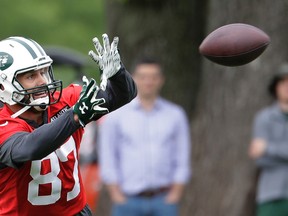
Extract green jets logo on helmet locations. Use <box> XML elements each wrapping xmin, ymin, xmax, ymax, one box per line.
<box><xmin>0</xmin><ymin>52</ymin><xmax>13</xmax><ymax>71</ymax></box>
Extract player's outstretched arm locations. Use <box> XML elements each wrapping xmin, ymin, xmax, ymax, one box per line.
<box><xmin>0</xmin><ymin>78</ymin><xmax>108</xmax><ymax>168</ymax></box>
<box><xmin>0</xmin><ymin>109</ymin><xmax>80</xmax><ymax>168</ymax></box>
<box><xmin>88</xmin><ymin>34</ymin><xmax>137</xmax><ymax>112</ymax></box>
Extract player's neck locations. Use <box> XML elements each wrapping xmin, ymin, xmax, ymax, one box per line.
<box><xmin>8</xmin><ymin>104</ymin><xmax>44</xmax><ymax>125</ymax></box>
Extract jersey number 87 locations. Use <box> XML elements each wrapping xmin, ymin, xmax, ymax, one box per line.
<box><xmin>27</xmin><ymin>137</ymin><xmax>80</xmax><ymax>205</ymax></box>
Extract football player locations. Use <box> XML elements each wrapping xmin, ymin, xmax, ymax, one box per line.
<box><xmin>0</xmin><ymin>34</ymin><xmax>137</xmax><ymax>215</ymax></box>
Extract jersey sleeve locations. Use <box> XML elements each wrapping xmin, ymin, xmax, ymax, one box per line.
<box><xmin>0</xmin><ymin>120</ymin><xmax>30</xmax><ymax>145</ymax></box>
<box><xmin>60</xmin><ymin>84</ymin><xmax>82</xmax><ymax>107</ymax></box>
<box><xmin>0</xmin><ymin>119</ymin><xmax>31</xmax><ymax>168</ymax></box>
<box><xmin>0</xmin><ymin>109</ymin><xmax>80</xmax><ymax>169</ymax></box>
<box><xmin>96</xmin><ymin>65</ymin><xmax>137</xmax><ymax>114</ymax></box>
<box><xmin>61</xmin><ymin>67</ymin><xmax>136</xmax><ymax>121</ymax></box>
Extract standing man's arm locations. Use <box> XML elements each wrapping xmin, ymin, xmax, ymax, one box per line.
<box><xmin>167</xmin><ymin>109</ymin><xmax>191</xmax><ymax>203</ymax></box>
<box><xmin>106</xmin><ymin>184</ymin><xmax>126</xmax><ymax>204</ymax></box>
<box><xmin>249</xmin><ymin>111</ymin><xmax>288</xmax><ymax>167</ymax></box>
<box><xmin>249</xmin><ymin>111</ymin><xmax>269</xmax><ymax>163</ymax></box>
<box><xmin>98</xmin><ymin>115</ymin><xmax>126</xmax><ymax>204</ymax></box>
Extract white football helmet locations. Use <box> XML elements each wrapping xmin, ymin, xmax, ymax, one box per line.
<box><xmin>0</xmin><ymin>36</ymin><xmax>62</xmax><ymax>110</ymax></box>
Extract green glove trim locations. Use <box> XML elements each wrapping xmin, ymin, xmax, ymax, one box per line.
<box><xmin>73</xmin><ymin>77</ymin><xmax>109</xmax><ymax>127</ymax></box>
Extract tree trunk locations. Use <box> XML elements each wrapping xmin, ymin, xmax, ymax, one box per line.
<box><xmin>103</xmin><ymin>0</ymin><xmax>208</xmax><ymax>114</ymax></box>
<box><xmin>96</xmin><ymin>1</ymin><xmax>288</xmax><ymax>216</ymax></box>
<box><xmin>189</xmin><ymin>1</ymin><xmax>288</xmax><ymax>216</ymax></box>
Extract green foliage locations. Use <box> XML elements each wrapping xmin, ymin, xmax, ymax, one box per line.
<box><xmin>0</xmin><ymin>0</ymin><xmax>105</xmax><ymax>85</ymax></box>
<box><xmin>114</xmin><ymin>0</ymin><xmax>165</xmax><ymax>7</ymax></box>
<box><xmin>115</xmin><ymin>0</ymin><xmax>129</xmax><ymax>4</ymax></box>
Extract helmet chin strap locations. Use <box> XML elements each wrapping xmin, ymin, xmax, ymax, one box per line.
<box><xmin>30</xmin><ymin>96</ymin><xmax>49</xmax><ymax>111</ymax></box>
<box><xmin>11</xmin><ymin>96</ymin><xmax>49</xmax><ymax>118</ymax></box>
<box><xmin>11</xmin><ymin>105</ymin><xmax>31</xmax><ymax>118</ymax></box>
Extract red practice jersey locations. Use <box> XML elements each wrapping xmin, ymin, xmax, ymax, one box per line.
<box><xmin>0</xmin><ymin>84</ymin><xmax>86</xmax><ymax>216</ymax></box>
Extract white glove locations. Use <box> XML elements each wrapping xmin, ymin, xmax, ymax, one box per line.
<box><xmin>88</xmin><ymin>33</ymin><xmax>121</xmax><ymax>91</ymax></box>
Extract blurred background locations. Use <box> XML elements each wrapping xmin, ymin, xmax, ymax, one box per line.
<box><xmin>2</xmin><ymin>0</ymin><xmax>288</xmax><ymax>215</ymax></box>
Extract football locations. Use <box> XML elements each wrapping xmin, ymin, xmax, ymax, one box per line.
<box><xmin>199</xmin><ymin>23</ymin><xmax>270</xmax><ymax>66</ymax></box>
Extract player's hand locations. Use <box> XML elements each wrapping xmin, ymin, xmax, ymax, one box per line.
<box><xmin>73</xmin><ymin>76</ymin><xmax>109</xmax><ymax>127</ymax></box>
<box><xmin>79</xmin><ymin>75</ymin><xmax>89</xmax><ymax>97</ymax></box>
<box><xmin>88</xmin><ymin>34</ymin><xmax>121</xmax><ymax>91</ymax></box>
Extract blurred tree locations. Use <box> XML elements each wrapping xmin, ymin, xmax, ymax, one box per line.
<box><xmin>103</xmin><ymin>0</ymin><xmax>208</xmax><ymax>114</ymax></box>
<box><xmin>190</xmin><ymin>1</ymin><xmax>288</xmax><ymax>216</ymax></box>
<box><xmin>96</xmin><ymin>0</ymin><xmax>208</xmax><ymax>215</ymax></box>
<box><xmin>0</xmin><ymin>0</ymin><xmax>104</xmax><ymax>53</ymax></box>
<box><xmin>0</xmin><ymin>0</ymin><xmax>105</xmax><ymax>81</ymax></box>
<box><xmin>96</xmin><ymin>0</ymin><xmax>288</xmax><ymax>216</ymax></box>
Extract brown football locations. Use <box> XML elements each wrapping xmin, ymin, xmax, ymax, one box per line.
<box><xmin>199</xmin><ymin>23</ymin><xmax>270</xmax><ymax>66</ymax></box>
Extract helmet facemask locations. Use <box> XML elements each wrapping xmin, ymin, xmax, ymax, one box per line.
<box><xmin>12</xmin><ymin>66</ymin><xmax>62</xmax><ymax>111</ymax></box>
<box><xmin>0</xmin><ymin>36</ymin><xmax>63</xmax><ymax>117</ymax></box>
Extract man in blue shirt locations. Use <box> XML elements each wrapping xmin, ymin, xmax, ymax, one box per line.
<box><xmin>98</xmin><ymin>58</ymin><xmax>191</xmax><ymax>216</ymax></box>
<box><xmin>249</xmin><ymin>65</ymin><xmax>288</xmax><ymax>216</ymax></box>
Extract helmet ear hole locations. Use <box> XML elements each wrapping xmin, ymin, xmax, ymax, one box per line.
<box><xmin>0</xmin><ymin>84</ymin><xmax>4</xmax><ymax>91</ymax></box>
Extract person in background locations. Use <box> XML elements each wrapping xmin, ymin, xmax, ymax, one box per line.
<box><xmin>249</xmin><ymin>64</ymin><xmax>288</xmax><ymax>216</ymax></box>
<box><xmin>98</xmin><ymin>57</ymin><xmax>191</xmax><ymax>216</ymax></box>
